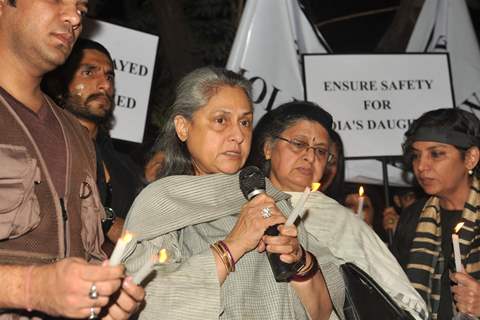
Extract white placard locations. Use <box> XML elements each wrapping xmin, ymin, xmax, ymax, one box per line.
<box><xmin>304</xmin><ymin>53</ymin><xmax>454</xmax><ymax>157</ymax></box>
<box><xmin>82</xmin><ymin>19</ymin><xmax>159</xmax><ymax>143</ymax></box>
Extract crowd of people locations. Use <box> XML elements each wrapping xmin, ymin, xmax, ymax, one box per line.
<box><xmin>1</xmin><ymin>1</ymin><xmax>480</xmax><ymax>320</ymax></box>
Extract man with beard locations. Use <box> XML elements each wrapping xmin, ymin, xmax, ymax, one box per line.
<box><xmin>0</xmin><ymin>0</ymin><xmax>144</xmax><ymax>318</ymax></box>
<box><xmin>43</xmin><ymin>38</ymin><xmax>144</xmax><ymax>246</ymax></box>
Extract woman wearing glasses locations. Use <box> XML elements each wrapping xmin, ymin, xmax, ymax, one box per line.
<box><xmin>248</xmin><ymin>101</ymin><xmax>427</xmax><ymax>319</ymax></box>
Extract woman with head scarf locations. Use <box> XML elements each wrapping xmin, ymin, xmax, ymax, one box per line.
<box><xmin>402</xmin><ymin>108</ymin><xmax>480</xmax><ymax>319</ymax></box>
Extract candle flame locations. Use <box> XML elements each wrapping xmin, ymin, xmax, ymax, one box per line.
<box><xmin>454</xmin><ymin>222</ymin><xmax>464</xmax><ymax>234</ymax></box>
<box><xmin>121</xmin><ymin>232</ymin><xmax>133</xmax><ymax>243</ymax></box>
<box><xmin>158</xmin><ymin>248</ymin><xmax>168</xmax><ymax>263</ymax></box>
<box><xmin>358</xmin><ymin>186</ymin><xmax>364</xmax><ymax>197</ymax></box>
<box><xmin>311</xmin><ymin>182</ymin><xmax>321</xmax><ymax>192</ymax></box>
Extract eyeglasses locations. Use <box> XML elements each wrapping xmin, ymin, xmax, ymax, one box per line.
<box><xmin>274</xmin><ymin>136</ymin><xmax>333</xmax><ymax>162</ymax></box>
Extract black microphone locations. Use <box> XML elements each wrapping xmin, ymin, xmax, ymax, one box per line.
<box><xmin>239</xmin><ymin>166</ymin><xmax>299</xmax><ymax>282</ymax></box>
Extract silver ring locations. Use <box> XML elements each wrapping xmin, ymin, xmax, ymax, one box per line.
<box><xmin>261</xmin><ymin>207</ymin><xmax>272</xmax><ymax>219</ymax></box>
<box><xmin>88</xmin><ymin>283</ymin><xmax>98</xmax><ymax>300</ymax></box>
<box><xmin>88</xmin><ymin>307</ymin><xmax>98</xmax><ymax>320</ymax></box>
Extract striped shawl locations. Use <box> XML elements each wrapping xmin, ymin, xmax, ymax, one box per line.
<box><xmin>406</xmin><ymin>177</ymin><xmax>480</xmax><ymax>319</ymax></box>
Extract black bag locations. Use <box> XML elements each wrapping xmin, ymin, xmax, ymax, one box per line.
<box><xmin>341</xmin><ymin>263</ymin><xmax>415</xmax><ymax>320</ymax></box>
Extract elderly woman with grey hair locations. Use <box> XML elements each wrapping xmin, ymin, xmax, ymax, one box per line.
<box><xmin>120</xmin><ymin>67</ymin><xmax>344</xmax><ymax>320</ymax></box>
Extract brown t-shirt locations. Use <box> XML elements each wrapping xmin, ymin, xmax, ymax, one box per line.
<box><xmin>0</xmin><ymin>87</ymin><xmax>66</xmax><ymax>197</ymax></box>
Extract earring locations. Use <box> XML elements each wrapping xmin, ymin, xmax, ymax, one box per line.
<box><xmin>468</xmin><ymin>169</ymin><xmax>474</xmax><ymax>176</ymax></box>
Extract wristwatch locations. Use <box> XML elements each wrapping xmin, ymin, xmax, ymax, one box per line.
<box><xmin>102</xmin><ymin>206</ymin><xmax>116</xmax><ymax>235</ymax></box>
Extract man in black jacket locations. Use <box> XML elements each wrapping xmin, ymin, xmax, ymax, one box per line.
<box><xmin>43</xmin><ymin>38</ymin><xmax>145</xmax><ymax>245</ymax></box>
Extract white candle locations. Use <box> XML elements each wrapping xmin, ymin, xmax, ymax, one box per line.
<box><xmin>109</xmin><ymin>232</ymin><xmax>133</xmax><ymax>266</ymax></box>
<box><xmin>132</xmin><ymin>256</ymin><xmax>156</xmax><ymax>285</ymax></box>
<box><xmin>285</xmin><ymin>183</ymin><xmax>321</xmax><ymax>227</ymax></box>
<box><xmin>356</xmin><ymin>186</ymin><xmax>365</xmax><ymax>219</ymax></box>
<box><xmin>452</xmin><ymin>222</ymin><xmax>464</xmax><ymax>273</ymax></box>
<box><xmin>132</xmin><ymin>249</ymin><xmax>168</xmax><ymax>285</ymax></box>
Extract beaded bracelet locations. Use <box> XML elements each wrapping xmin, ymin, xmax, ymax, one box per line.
<box><xmin>289</xmin><ymin>251</ymin><xmax>319</xmax><ymax>282</ymax></box>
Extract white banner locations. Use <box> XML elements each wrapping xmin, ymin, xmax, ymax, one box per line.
<box><xmin>82</xmin><ymin>19</ymin><xmax>159</xmax><ymax>143</ymax></box>
<box><xmin>304</xmin><ymin>53</ymin><xmax>454</xmax><ymax>158</ymax></box>
<box><xmin>407</xmin><ymin>0</ymin><xmax>480</xmax><ymax>118</ymax></box>
<box><xmin>226</xmin><ymin>0</ymin><xmax>328</xmax><ymax>125</ymax></box>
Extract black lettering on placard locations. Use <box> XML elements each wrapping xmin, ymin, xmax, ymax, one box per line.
<box><xmin>333</xmin><ymin>120</ymin><xmax>364</xmax><ymax>131</ymax></box>
<box><xmin>323</xmin><ymin>79</ymin><xmax>433</xmax><ymax>92</ymax></box>
<box><xmin>333</xmin><ymin>119</ymin><xmax>414</xmax><ymax>131</ymax></box>
<box><xmin>249</xmin><ymin>77</ymin><xmax>267</xmax><ymax>104</ymax></box>
<box><xmin>113</xmin><ymin>59</ymin><xmax>148</xmax><ymax>76</ymax></box>
<box><xmin>266</xmin><ymin>86</ymin><xmax>281</xmax><ymax>112</ymax></box>
<box><xmin>460</xmin><ymin>92</ymin><xmax>480</xmax><ymax>112</ymax></box>
<box><xmin>323</xmin><ymin>80</ymin><xmax>377</xmax><ymax>92</ymax></box>
<box><xmin>380</xmin><ymin>79</ymin><xmax>433</xmax><ymax>91</ymax></box>
<box><xmin>366</xmin><ymin>119</ymin><xmax>414</xmax><ymax>130</ymax></box>
<box><xmin>434</xmin><ymin>35</ymin><xmax>447</xmax><ymax>50</ymax></box>
<box><xmin>115</xmin><ymin>95</ymin><xmax>137</xmax><ymax>109</ymax></box>
<box><xmin>363</xmin><ymin>100</ymin><xmax>391</xmax><ymax>110</ymax></box>
<box><xmin>248</xmin><ymin>76</ymin><xmax>283</xmax><ymax>111</ymax></box>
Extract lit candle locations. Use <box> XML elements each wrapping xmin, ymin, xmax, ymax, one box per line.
<box><xmin>109</xmin><ymin>232</ymin><xmax>133</xmax><ymax>266</ymax></box>
<box><xmin>132</xmin><ymin>249</ymin><xmax>169</xmax><ymax>285</ymax></box>
<box><xmin>285</xmin><ymin>183</ymin><xmax>321</xmax><ymax>226</ymax></box>
<box><xmin>356</xmin><ymin>186</ymin><xmax>365</xmax><ymax>219</ymax></box>
<box><xmin>452</xmin><ymin>222</ymin><xmax>464</xmax><ymax>273</ymax></box>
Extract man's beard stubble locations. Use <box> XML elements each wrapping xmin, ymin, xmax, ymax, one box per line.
<box><xmin>64</xmin><ymin>92</ymin><xmax>114</xmax><ymax>125</ymax></box>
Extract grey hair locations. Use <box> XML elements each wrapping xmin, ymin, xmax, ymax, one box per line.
<box><xmin>154</xmin><ymin>66</ymin><xmax>252</xmax><ymax>178</ymax></box>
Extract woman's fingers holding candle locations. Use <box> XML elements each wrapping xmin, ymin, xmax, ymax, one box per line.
<box><xmin>278</xmin><ymin>224</ymin><xmax>298</xmax><ymax>237</ymax></box>
<box><xmin>451</xmin><ymin>272</ymin><xmax>480</xmax><ymax>316</ymax></box>
<box><xmin>102</xmin><ymin>277</ymin><xmax>145</xmax><ymax>320</ymax></box>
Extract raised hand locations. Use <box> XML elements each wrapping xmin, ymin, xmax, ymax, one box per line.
<box><xmin>224</xmin><ymin>193</ymin><xmax>286</xmax><ymax>262</ymax></box>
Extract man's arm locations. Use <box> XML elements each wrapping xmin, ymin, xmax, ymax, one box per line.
<box><xmin>0</xmin><ymin>258</ymin><xmax>124</xmax><ymax>318</ymax></box>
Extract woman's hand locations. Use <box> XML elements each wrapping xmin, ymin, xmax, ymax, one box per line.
<box><xmin>102</xmin><ymin>276</ymin><xmax>145</xmax><ymax>320</ymax></box>
<box><xmin>261</xmin><ymin>224</ymin><xmax>302</xmax><ymax>264</ymax></box>
<box><xmin>382</xmin><ymin>207</ymin><xmax>399</xmax><ymax>233</ymax></box>
<box><xmin>451</xmin><ymin>272</ymin><xmax>480</xmax><ymax>316</ymax></box>
<box><xmin>224</xmin><ymin>194</ymin><xmax>286</xmax><ymax>262</ymax></box>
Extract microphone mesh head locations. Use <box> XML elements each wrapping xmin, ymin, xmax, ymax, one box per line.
<box><xmin>239</xmin><ymin>166</ymin><xmax>266</xmax><ymax>200</ymax></box>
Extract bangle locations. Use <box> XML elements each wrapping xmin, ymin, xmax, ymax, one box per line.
<box><xmin>25</xmin><ymin>265</ymin><xmax>35</xmax><ymax>312</ymax></box>
<box><xmin>289</xmin><ymin>252</ymin><xmax>319</xmax><ymax>282</ymax></box>
<box><xmin>210</xmin><ymin>241</ymin><xmax>235</xmax><ymax>273</ymax></box>
<box><xmin>293</xmin><ymin>245</ymin><xmax>306</xmax><ymax>273</ymax></box>
<box><xmin>218</xmin><ymin>241</ymin><xmax>236</xmax><ymax>266</ymax></box>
